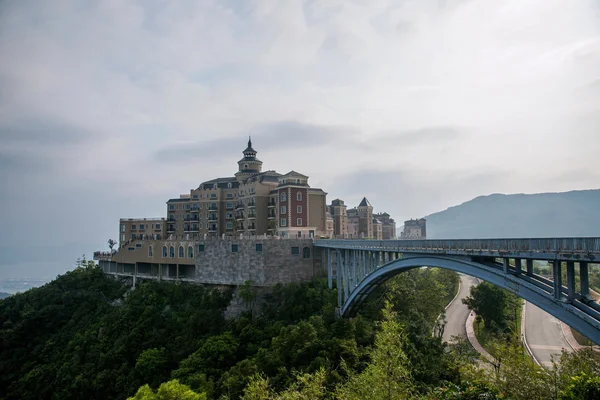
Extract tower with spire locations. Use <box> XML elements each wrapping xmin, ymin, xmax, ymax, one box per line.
<box><xmin>235</xmin><ymin>136</ymin><xmax>263</xmax><ymax>182</ymax></box>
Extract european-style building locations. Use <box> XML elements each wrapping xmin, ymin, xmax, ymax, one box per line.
<box><xmin>328</xmin><ymin>197</ymin><xmax>397</xmax><ymax>240</ymax></box>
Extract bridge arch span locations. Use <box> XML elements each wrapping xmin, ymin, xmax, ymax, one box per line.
<box><xmin>342</xmin><ymin>255</ymin><xmax>600</xmax><ymax>344</ymax></box>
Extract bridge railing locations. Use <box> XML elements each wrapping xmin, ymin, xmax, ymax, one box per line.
<box><xmin>314</xmin><ymin>237</ymin><xmax>600</xmax><ymax>255</ymax></box>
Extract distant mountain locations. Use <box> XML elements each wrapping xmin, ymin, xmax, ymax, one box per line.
<box><xmin>0</xmin><ymin>292</ymin><xmax>11</xmax><ymax>299</ymax></box>
<box><xmin>421</xmin><ymin>189</ymin><xmax>600</xmax><ymax>239</ymax></box>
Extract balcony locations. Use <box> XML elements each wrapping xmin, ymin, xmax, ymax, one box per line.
<box><xmin>248</xmin><ymin>201</ymin><xmax>256</xmax><ymax>208</ymax></box>
<box><xmin>248</xmin><ymin>212</ymin><xmax>257</xmax><ymax>219</ymax></box>
<box><xmin>248</xmin><ymin>225</ymin><xmax>256</xmax><ymax>231</ymax></box>
<box><xmin>208</xmin><ymin>216</ymin><xmax>218</xmax><ymax>221</ymax></box>
<box><xmin>235</xmin><ymin>202</ymin><xmax>244</xmax><ymax>210</ymax></box>
<box><xmin>268</xmin><ymin>199</ymin><xmax>276</xmax><ymax>208</ymax></box>
<box><xmin>237</xmin><ymin>225</ymin><xmax>245</xmax><ymax>231</ymax></box>
<box><xmin>208</xmin><ymin>226</ymin><xmax>218</xmax><ymax>232</ymax></box>
<box><xmin>236</xmin><ymin>212</ymin><xmax>245</xmax><ymax>220</ymax></box>
<box><xmin>191</xmin><ymin>208</ymin><xmax>199</xmax><ymax>213</ymax></box>
<box><xmin>208</xmin><ymin>205</ymin><xmax>219</xmax><ymax>211</ymax></box>
<box><xmin>268</xmin><ymin>211</ymin><xmax>276</xmax><ymax>219</ymax></box>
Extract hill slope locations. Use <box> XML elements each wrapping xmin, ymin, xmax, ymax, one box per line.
<box><xmin>423</xmin><ymin>189</ymin><xmax>600</xmax><ymax>239</ymax></box>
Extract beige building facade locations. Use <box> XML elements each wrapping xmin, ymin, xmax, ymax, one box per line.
<box><xmin>401</xmin><ymin>218</ymin><xmax>427</xmax><ymax>239</ymax></box>
<box><xmin>329</xmin><ymin>197</ymin><xmax>396</xmax><ymax>239</ymax></box>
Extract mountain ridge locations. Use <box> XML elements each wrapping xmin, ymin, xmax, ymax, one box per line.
<box><xmin>418</xmin><ymin>189</ymin><xmax>600</xmax><ymax>239</ymax></box>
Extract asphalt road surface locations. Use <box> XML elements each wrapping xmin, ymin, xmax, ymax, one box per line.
<box><xmin>442</xmin><ymin>274</ymin><xmax>479</xmax><ymax>342</ymax></box>
<box><xmin>524</xmin><ymin>301</ymin><xmax>572</xmax><ymax>366</ymax></box>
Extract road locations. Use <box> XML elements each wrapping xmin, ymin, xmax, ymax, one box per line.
<box><xmin>524</xmin><ymin>301</ymin><xmax>572</xmax><ymax>366</ymax></box>
<box><xmin>443</xmin><ymin>274</ymin><xmax>479</xmax><ymax>342</ymax></box>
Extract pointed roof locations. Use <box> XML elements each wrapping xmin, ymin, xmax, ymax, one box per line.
<box><xmin>243</xmin><ymin>136</ymin><xmax>256</xmax><ymax>153</ymax></box>
<box><xmin>358</xmin><ymin>197</ymin><xmax>372</xmax><ymax>207</ymax></box>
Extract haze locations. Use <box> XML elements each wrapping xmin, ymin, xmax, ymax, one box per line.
<box><xmin>0</xmin><ymin>0</ymin><xmax>599</xmax><ymax>278</ymax></box>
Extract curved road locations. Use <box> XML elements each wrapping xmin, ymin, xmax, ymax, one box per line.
<box><xmin>443</xmin><ymin>274</ymin><xmax>479</xmax><ymax>342</ymax></box>
<box><xmin>524</xmin><ymin>301</ymin><xmax>572</xmax><ymax>366</ymax></box>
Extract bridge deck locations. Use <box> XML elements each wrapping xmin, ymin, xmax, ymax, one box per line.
<box><xmin>314</xmin><ymin>238</ymin><xmax>600</xmax><ymax>262</ymax></box>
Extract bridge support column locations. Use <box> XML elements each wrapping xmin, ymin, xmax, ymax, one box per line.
<box><xmin>352</xmin><ymin>250</ymin><xmax>357</xmax><ymax>290</ymax></box>
<box><xmin>526</xmin><ymin>259</ymin><xmax>534</xmax><ymax>276</ymax></box>
<box><xmin>327</xmin><ymin>249</ymin><xmax>332</xmax><ymax>289</ymax></box>
<box><xmin>344</xmin><ymin>250</ymin><xmax>350</xmax><ymax>302</ymax></box>
<box><xmin>553</xmin><ymin>260</ymin><xmax>563</xmax><ymax>300</ymax></box>
<box><xmin>336</xmin><ymin>250</ymin><xmax>342</xmax><ymax>308</ymax></box>
<box><xmin>376</xmin><ymin>251</ymin><xmax>380</xmax><ymax>268</ymax></box>
<box><xmin>503</xmin><ymin>258</ymin><xmax>510</xmax><ymax>274</ymax></box>
<box><xmin>566</xmin><ymin>261</ymin><xmax>576</xmax><ymax>301</ymax></box>
<box><xmin>515</xmin><ymin>258</ymin><xmax>522</xmax><ymax>275</ymax></box>
<box><xmin>580</xmin><ymin>261</ymin><xmax>591</xmax><ymax>300</ymax></box>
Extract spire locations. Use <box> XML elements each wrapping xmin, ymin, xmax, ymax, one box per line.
<box><xmin>248</xmin><ymin>135</ymin><xmax>252</xmax><ymax>149</ymax></box>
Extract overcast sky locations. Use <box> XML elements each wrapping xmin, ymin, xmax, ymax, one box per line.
<box><xmin>1</xmin><ymin>0</ymin><xmax>599</xmax><ymax>278</ymax></box>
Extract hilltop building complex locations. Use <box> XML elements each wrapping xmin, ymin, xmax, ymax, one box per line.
<box><xmin>328</xmin><ymin>198</ymin><xmax>397</xmax><ymax>239</ymax></box>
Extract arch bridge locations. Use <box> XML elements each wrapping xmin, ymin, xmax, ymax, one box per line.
<box><xmin>314</xmin><ymin>238</ymin><xmax>600</xmax><ymax>345</ymax></box>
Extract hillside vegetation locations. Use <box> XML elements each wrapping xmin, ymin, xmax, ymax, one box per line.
<box><xmin>423</xmin><ymin>189</ymin><xmax>600</xmax><ymax>239</ymax></box>
<box><xmin>1</xmin><ymin>263</ymin><xmax>599</xmax><ymax>399</ymax></box>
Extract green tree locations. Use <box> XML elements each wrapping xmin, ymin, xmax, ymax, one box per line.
<box><xmin>336</xmin><ymin>301</ymin><xmax>414</xmax><ymax>400</ymax></box>
<box><xmin>128</xmin><ymin>379</ymin><xmax>206</xmax><ymax>400</ymax></box>
<box><xmin>135</xmin><ymin>348</ymin><xmax>169</xmax><ymax>388</ymax></box>
<box><xmin>462</xmin><ymin>282</ymin><xmax>508</xmax><ymax>330</ymax></box>
<box><xmin>559</xmin><ymin>372</ymin><xmax>600</xmax><ymax>400</ymax></box>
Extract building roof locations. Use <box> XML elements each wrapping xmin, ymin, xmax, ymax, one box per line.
<box><xmin>280</xmin><ymin>170</ymin><xmax>309</xmax><ymax>179</ymax></box>
<box><xmin>331</xmin><ymin>198</ymin><xmax>345</xmax><ymax>206</ymax></box>
<box><xmin>243</xmin><ymin>136</ymin><xmax>256</xmax><ymax>153</ymax></box>
<box><xmin>358</xmin><ymin>197</ymin><xmax>372</xmax><ymax>207</ymax></box>
<box><xmin>167</xmin><ymin>198</ymin><xmax>190</xmax><ymax>203</ymax></box>
<box><xmin>198</xmin><ymin>177</ymin><xmax>240</xmax><ymax>189</ymax></box>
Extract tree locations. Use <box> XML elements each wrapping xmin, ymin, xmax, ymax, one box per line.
<box><xmin>336</xmin><ymin>301</ymin><xmax>414</xmax><ymax>400</ymax></box>
<box><xmin>108</xmin><ymin>239</ymin><xmax>117</xmax><ymax>252</ymax></box>
<box><xmin>559</xmin><ymin>372</ymin><xmax>600</xmax><ymax>400</ymax></box>
<box><xmin>462</xmin><ymin>282</ymin><xmax>508</xmax><ymax>330</ymax></box>
<box><xmin>128</xmin><ymin>380</ymin><xmax>206</xmax><ymax>400</ymax></box>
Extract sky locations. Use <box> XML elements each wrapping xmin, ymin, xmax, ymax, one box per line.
<box><xmin>0</xmin><ymin>0</ymin><xmax>599</xmax><ymax>279</ymax></box>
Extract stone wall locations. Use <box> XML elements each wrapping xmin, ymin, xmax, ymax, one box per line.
<box><xmin>195</xmin><ymin>238</ymin><xmax>318</xmax><ymax>286</ymax></box>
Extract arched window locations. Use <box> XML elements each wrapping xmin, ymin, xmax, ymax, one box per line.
<box><xmin>179</xmin><ymin>246</ymin><xmax>184</xmax><ymax>257</ymax></box>
<box><xmin>188</xmin><ymin>246</ymin><xmax>194</xmax><ymax>258</ymax></box>
<box><xmin>227</xmin><ymin>182</ymin><xmax>232</xmax><ymax>188</ymax></box>
<box><xmin>148</xmin><ymin>245</ymin><xmax>153</xmax><ymax>257</ymax></box>
<box><xmin>169</xmin><ymin>246</ymin><xmax>175</xmax><ymax>258</ymax></box>
<box><xmin>162</xmin><ymin>246</ymin><xmax>167</xmax><ymax>258</ymax></box>
<box><xmin>302</xmin><ymin>247</ymin><xmax>311</xmax><ymax>259</ymax></box>
<box><xmin>297</xmin><ymin>192</ymin><xmax>302</xmax><ymax>201</ymax></box>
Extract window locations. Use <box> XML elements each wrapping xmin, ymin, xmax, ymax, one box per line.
<box><xmin>149</xmin><ymin>245</ymin><xmax>153</xmax><ymax>257</ymax></box>
<box><xmin>232</xmin><ymin>244</ymin><xmax>239</xmax><ymax>253</ymax></box>
<box><xmin>281</xmin><ymin>192</ymin><xmax>286</xmax><ymax>201</ymax></box>
<box><xmin>256</xmin><ymin>243</ymin><xmax>263</xmax><ymax>252</ymax></box>
<box><xmin>213</xmin><ymin>183</ymin><xmax>217</xmax><ymax>189</ymax></box>
<box><xmin>226</xmin><ymin>193</ymin><xmax>233</xmax><ymax>198</ymax></box>
<box><xmin>179</xmin><ymin>246</ymin><xmax>184</xmax><ymax>257</ymax></box>
<box><xmin>211</xmin><ymin>202</ymin><xmax>217</xmax><ymax>209</ymax></box>
<box><xmin>226</xmin><ymin>212</ymin><xmax>233</xmax><ymax>219</ymax></box>
<box><xmin>193</xmin><ymin>194</ymin><xmax>198</xmax><ymax>199</ymax></box>
<box><xmin>281</xmin><ymin>206</ymin><xmax>286</xmax><ymax>214</ymax></box>
<box><xmin>226</xmin><ymin>222</ymin><xmax>233</xmax><ymax>229</ymax></box>
<box><xmin>297</xmin><ymin>192</ymin><xmax>302</xmax><ymax>201</ymax></box>
<box><xmin>227</xmin><ymin>182</ymin><xmax>232</xmax><ymax>189</ymax></box>
<box><xmin>170</xmin><ymin>246</ymin><xmax>175</xmax><ymax>258</ymax></box>
<box><xmin>296</xmin><ymin>179</ymin><xmax>300</xmax><ymax>184</ymax></box>
<box><xmin>128</xmin><ymin>247</ymin><xmax>135</xmax><ymax>251</ymax></box>
<box><xmin>291</xmin><ymin>246</ymin><xmax>299</xmax><ymax>255</ymax></box>
<box><xmin>139</xmin><ymin>224</ymin><xmax>145</xmax><ymax>230</ymax></box>
<box><xmin>136</xmin><ymin>243</ymin><xmax>142</xmax><ymax>248</ymax></box>
<box><xmin>244</xmin><ymin>163</ymin><xmax>249</xmax><ymax>168</ymax></box>
<box><xmin>156</xmin><ymin>234</ymin><xmax>161</xmax><ymax>240</ymax></box>
<box><xmin>281</xmin><ymin>218</ymin><xmax>287</xmax><ymax>227</ymax></box>
<box><xmin>303</xmin><ymin>247</ymin><xmax>311</xmax><ymax>259</ymax></box>
<box><xmin>121</xmin><ymin>224</ymin><xmax>125</xmax><ymax>232</ymax></box>
<box><xmin>162</xmin><ymin>246</ymin><xmax>167</xmax><ymax>257</ymax></box>
<box><xmin>169</xmin><ymin>204</ymin><xmax>175</xmax><ymax>210</ymax></box>
<box><xmin>199</xmin><ymin>203</ymin><xmax>203</xmax><ymax>209</ymax></box>
<box><xmin>211</xmin><ymin>194</ymin><xmax>217</xmax><ymax>198</ymax></box>
<box><xmin>185</xmin><ymin>204</ymin><xmax>190</xmax><ymax>210</ymax></box>
<box><xmin>298</xmin><ymin>231</ymin><xmax>302</xmax><ymax>238</ymax></box>
<box><xmin>297</xmin><ymin>218</ymin><xmax>302</xmax><ymax>226</ymax></box>
<box><xmin>297</xmin><ymin>206</ymin><xmax>302</xmax><ymax>213</ymax></box>
<box><xmin>121</xmin><ymin>234</ymin><xmax>125</xmax><ymax>242</ymax></box>
<box><xmin>198</xmin><ymin>243</ymin><xmax>205</xmax><ymax>252</ymax></box>
<box><xmin>131</xmin><ymin>224</ymin><xmax>137</xmax><ymax>230</ymax></box>
<box><xmin>188</xmin><ymin>246</ymin><xmax>193</xmax><ymax>258</ymax></box>
<box><xmin>226</xmin><ymin>202</ymin><xmax>233</xmax><ymax>209</ymax></box>
<box><xmin>131</xmin><ymin>233</ymin><xmax>136</xmax><ymax>239</ymax></box>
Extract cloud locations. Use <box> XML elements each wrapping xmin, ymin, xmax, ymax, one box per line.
<box><xmin>0</xmin><ymin>0</ymin><xmax>599</xmax><ymax>278</ymax></box>
<box><xmin>154</xmin><ymin>120</ymin><xmax>359</xmax><ymax>163</ymax></box>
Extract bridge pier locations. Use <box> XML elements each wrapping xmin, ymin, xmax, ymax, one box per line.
<box><xmin>553</xmin><ymin>260</ymin><xmax>563</xmax><ymax>300</ymax></box>
<box><xmin>515</xmin><ymin>258</ymin><xmax>522</xmax><ymax>275</ymax></box>
<box><xmin>336</xmin><ymin>250</ymin><xmax>342</xmax><ymax>307</ymax></box>
<box><xmin>327</xmin><ymin>249</ymin><xmax>332</xmax><ymax>289</ymax></box>
<box><xmin>566</xmin><ymin>261</ymin><xmax>576</xmax><ymax>300</ymax></box>
<box><xmin>526</xmin><ymin>259</ymin><xmax>534</xmax><ymax>276</ymax></box>
<box><xmin>580</xmin><ymin>261</ymin><xmax>591</xmax><ymax>300</ymax></box>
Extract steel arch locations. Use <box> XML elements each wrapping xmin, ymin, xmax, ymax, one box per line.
<box><xmin>342</xmin><ymin>255</ymin><xmax>600</xmax><ymax>345</ymax></box>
